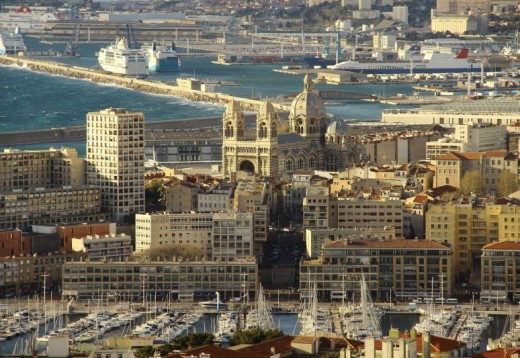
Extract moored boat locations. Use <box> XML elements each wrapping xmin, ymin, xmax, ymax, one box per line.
<box><xmin>330</xmin><ymin>48</ymin><xmax>488</xmax><ymax>75</ymax></box>
<box><xmin>97</xmin><ymin>37</ymin><xmax>148</xmax><ymax>77</ymax></box>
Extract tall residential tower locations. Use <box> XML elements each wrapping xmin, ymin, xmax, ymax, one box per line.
<box><xmin>86</xmin><ymin>108</ymin><xmax>145</xmax><ymax>222</ymax></box>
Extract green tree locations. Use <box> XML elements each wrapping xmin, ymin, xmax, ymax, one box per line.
<box><xmin>459</xmin><ymin>169</ymin><xmax>483</xmax><ymax>195</ymax></box>
<box><xmin>498</xmin><ymin>170</ymin><xmax>519</xmax><ymax>197</ymax></box>
<box><xmin>136</xmin><ymin>243</ymin><xmax>205</xmax><ymax>261</ymax></box>
<box><xmin>230</xmin><ymin>328</ymin><xmax>284</xmax><ymax>346</ymax></box>
<box><xmin>170</xmin><ymin>333</ymin><xmax>214</xmax><ymax>351</ymax></box>
<box><xmin>135</xmin><ymin>346</ymin><xmax>155</xmax><ymax>358</ymax></box>
<box><xmin>145</xmin><ymin>179</ymin><xmax>165</xmax><ymax>211</ymax></box>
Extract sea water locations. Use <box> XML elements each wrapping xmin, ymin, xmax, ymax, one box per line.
<box><xmin>0</xmin><ymin>312</ymin><xmax>506</xmax><ymax>354</ymax></box>
<box><xmin>0</xmin><ymin>36</ymin><xmax>418</xmax><ymax>154</ymax></box>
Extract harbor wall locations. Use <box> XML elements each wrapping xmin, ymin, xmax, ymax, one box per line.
<box><xmin>0</xmin><ymin>115</ymin><xmax>259</xmax><ymax>147</ymax></box>
<box><xmin>0</xmin><ymin>55</ymin><xmax>287</xmax><ymax>112</ymax></box>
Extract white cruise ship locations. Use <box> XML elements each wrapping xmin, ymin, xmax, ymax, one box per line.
<box><xmin>97</xmin><ymin>37</ymin><xmax>148</xmax><ymax>77</ymax></box>
<box><xmin>0</xmin><ymin>27</ymin><xmax>26</xmax><ymax>55</ymax></box>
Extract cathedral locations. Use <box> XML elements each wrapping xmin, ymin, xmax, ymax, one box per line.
<box><xmin>222</xmin><ymin>74</ymin><xmax>366</xmax><ymax>178</ymax></box>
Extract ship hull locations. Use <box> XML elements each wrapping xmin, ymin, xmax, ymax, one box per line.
<box><xmin>335</xmin><ymin>66</ymin><xmax>490</xmax><ymax>74</ymax></box>
<box><xmin>149</xmin><ymin>57</ymin><xmax>180</xmax><ymax>72</ymax></box>
<box><xmin>304</xmin><ymin>57</ymin><xmax>336</xmax><ymax>68</ymax></box>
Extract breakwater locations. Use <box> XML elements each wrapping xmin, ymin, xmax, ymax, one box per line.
<box><xmin>0</xmin><ymin>55</ymin><xmax>289</xmax><ymax>112</ymax></box>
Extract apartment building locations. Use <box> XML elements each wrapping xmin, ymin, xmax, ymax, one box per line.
<box><xmin>32</xmin><ymin>222</ymin><xmax>115</xmax><ymax>252</ymax></box>
<box><xmin>0</xmin><ymin>229</ymin><xmax>27</xmax><ymax>257</ymax></box>
<box><xmin>302</xmin><ymin>186</ymin><xmax>332</xmax><ymax>230</ymax></box>
<box><xmin>135</xmin><ymin>212</ymin><xmax>213</xmax><ymax>255</ymax></box>
<box><xmin>0</xmin><ymin>251</ymin><xmax>84</xmax><ymax>298</ymax></box>
<box><xmin>212</xmin><ymin>211</ymin><xmax>254</xmax><ymax>261</ymax></box>
<box><xmin>300</xmin><ymin>239</ymin><xmax>453</xmax><ymax>301</ymax></box>
<box><xmin>198</xmin><ymin>185</ymin><xmax>233</xmax><ymax>212</ymax></box>
<box><xmin>0</xmin><ymin>147</ymin><xmax>84</xmax><ymax>193</ymax></box>
<box><xmin>86</xmin><ymin>108</ymin><xmax>145</xmax><ymax>223</ymax></box>
<box><xmin>0</xmin><ymin>187</ymin><xmax>104</xmax><ymax>230</ymax></box>
<box><xmin>71</xmin><ymin>233</ymin><xmax>132</xmax><ymax>261</ymax></box>
<box><xmin>426</xmin><ymin>139</ymin><xmax>465</xmax><ymax>160</ymax></box>
<box><xmin>61</xmin><ymin>258</ymin><xmax>257</xmax><ymax>302</ymax></box>
<box><xmin>481</xmin><ymin>241</ymin><xmax>520</xmax><ymax>302</ymax></box>
<box><xmin>424</xmin><ymin>201</ymin><xmax>520</xmax><ymax>279</ymax></box>
<box><xmin>305</xmin><ymin>226</ymin><xmax>396</xmax><ymax>259</ymax></box>
<box><xmin>233</xmin><ymin>181</ymin><xmax>270</xmax><ymax>257</ymax></box>
<box><xmin>433</xmin><ymin>150</ymin><xmax>518</xmax><ymax>193</ymax></box>
<box><xmin>164</xmin><ymin>181</ymin><xmax>198</xmax><ymax>213</ymax></box>
<box><xmin>336</xmin><ymin>196</ymin><xmax>404</xmax><ymax>237</ymax></box>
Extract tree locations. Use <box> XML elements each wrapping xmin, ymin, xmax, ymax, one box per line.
<box><xmin>230</xmin><ymin>328</ymin><xmax>284</xmax><ymax>346</ymax></box>
<box><xmin>459</xmin><ymin>169</ymin><xmax>483</xmax><ymax>195</ymax></box>
<box><xmin>170</xmin><ymin>333</ymin><xmax>214</xmax><ymax>351</ymax></box>
<box><xmin>137</xmin><ymin>244</ymin><xmax>204</xmax><ymax>261</ymax></box>
<box><xmin>145</xmin><ymin>179</ymin><xmax>165</xmax><ymax>211</ymax></box>
<box><xmin>135</xmin><ymin>346</ymin><xmax>155</xmax><ymax>358</ymax></box>
<box><xmin>498</xmin><ymin>170</ymin><xmax>519</xmax><ymax>197</ymax></box>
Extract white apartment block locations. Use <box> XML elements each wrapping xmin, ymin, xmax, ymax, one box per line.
<box><xmin>426</xmin><ymin>139</ymin><xmax>466</xmax><ymax>160</ymax></box>
<box><xmin>450</xmin><ymin>124</ymin><xmax>507</xmax><ymax>152</ymax></box>
<box><xmin>197</xmin><ymin>188</ymin><xmax>233</xmax><ymax>212</ymax></box>
<box><xmin>212</xmin><ymin>211</ymin><xmax>253</xmax><ymax>262</ymax></box>
<box><xmin>72</xmin><ymin>233</ymin><xmax>132</xmax><ymax>261</ymax></box>
<box><xmin>135</xmin><ymin>212</ymin><xmax>213</xmax><ymax>255</ymax></box>
<box><xmin>86</xmin><ymin>108</ymin><xmax>145</xmax><ymax>223</ymax></box>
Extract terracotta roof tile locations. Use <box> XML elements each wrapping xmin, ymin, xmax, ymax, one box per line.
<box><xmin>235</xmin><ymin>335</ymin><xmax>295</xmax><ymax>357</ymax></box>
<box><xmin>483</xmin><ymin>241</ymin><xmax>520</xmax><ymax>251</ymax></box>
<box><xmin>167</xmin><ymin>345</ymin><xmax>251</xmax><ymax>358</ymax></box>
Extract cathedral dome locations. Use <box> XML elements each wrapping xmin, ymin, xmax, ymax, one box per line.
<box><xmin>289</xmin><ymin>74</ymin><xmax>325</xmax><ymax>119</ymax></box>
<box><xmin>258</xmin><ymin>99</ymin><xmax>290</xmax><ymax>133</ymax></box>
<box><xmin>326</xmin><ymin>119</ymin><xmax>349</xmax><ymax>135</ymax></box>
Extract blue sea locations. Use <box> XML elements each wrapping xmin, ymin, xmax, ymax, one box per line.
<box><xmin>0</xmin><ymin>37</ymin><xmax>418</xmax><ymax>155</ymax></box>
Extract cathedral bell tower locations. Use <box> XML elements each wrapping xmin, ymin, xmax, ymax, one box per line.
<box><xmin>223</xmin><ymin>99</ymin><xmax>244</xmax><ymax>141</ymax></box>
<box><xmin>222</xmin><ymin>99</ymin><xmax>244</xmax><ymax>176</ymax></box>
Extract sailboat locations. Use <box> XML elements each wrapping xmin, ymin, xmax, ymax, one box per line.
<box><xmin>245</xmin><ymin>284</ymin><xmax>274</xmax><ymax>330</ymax></box>
<box><xmin>299</xmin><ymin>275</ymin><xmax>333</xmax><ymax>336</ymax></box>
<box><xmin>341</xmin><ymin>274</ymin><xmax>383</xmax><ymax>340</ymax></box>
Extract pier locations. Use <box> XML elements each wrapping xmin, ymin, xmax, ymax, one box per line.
<box><xmin>0</xmin><ymin>55</ymin><xmax>284</xmax><ymax>113</ymax></box>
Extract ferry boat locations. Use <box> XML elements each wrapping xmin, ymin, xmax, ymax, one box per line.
<box><xmin>0</xmin><ymin>27</ymin><xmax>26</xmax><ymax>55</ymax></box>
<box><xmin>97</xmin><ymin>37</ymin><xmax>148</xmax><ymax>77</ymax></box>
<box><xmin>330</xmin><ymin>48</ymin><xmax>488</xmax><ymax>74</ymax></box>
<box><xmin>142</xmin><ymin>42</ymin><xmax>180</xmax><ymax>72</ymax></box>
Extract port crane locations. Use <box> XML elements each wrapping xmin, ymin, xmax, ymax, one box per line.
<box><xmin>64</xmin><ymin>24</ymin><xmax>80</xmax><ymax>57</ymax></box>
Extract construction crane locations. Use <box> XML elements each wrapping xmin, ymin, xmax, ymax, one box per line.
<box><xmin>126</xmin><ymin>23</ymin><xmax>139</xmax><ymax>50</ymax></box>
<box><xmin>64</xmin><ymin>24</ymin><xmax>80</xmax><ymax>57</ymax></box>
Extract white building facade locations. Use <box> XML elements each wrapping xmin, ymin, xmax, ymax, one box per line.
<box><xmin>86</xmin><ymin>108</ymin><xmax>145</xmax><ymax>223</ymax></box>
